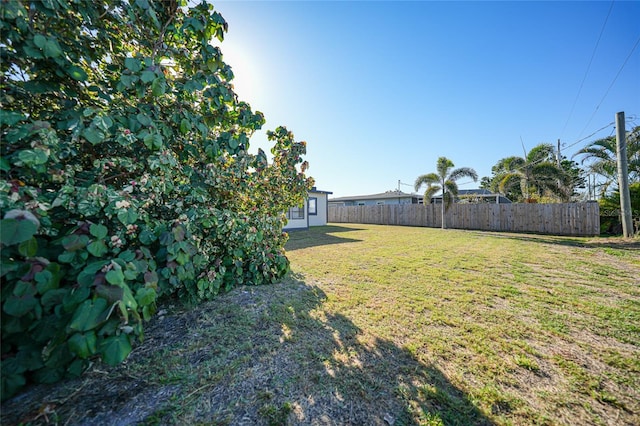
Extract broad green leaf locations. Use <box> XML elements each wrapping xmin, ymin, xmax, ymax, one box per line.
<box><xmin>83</xmin><ymin>126</ymin><xmax>105</xmax><ymax>144</ymax></box>
<box><xmin>135</xmin><ymin>287</ymin><xmax>156</xmax><ymax>307</ymax></box>
<box><xmin>4</xmin><ymin>124</ymin><xmax>30</xmax><ymax>143</ymax></box>
<box><xmin>228</xmin><ymin>137</ymin><xmax>239</xmax><ymax>150</ymax></box>
<box><xmin>77</xmin><ymin>260</ymin><xmax>109</xmax><ymax>286</ymax></box>
<box><xmin>117</xmin><ymin>208</ymin><xmax>138</xmax><ymax>225</ymax></box>
<box><xmin>144</xmin><ymin>271</ymin><xmax>158</xmax><ymax>285</ymax></box>
<box><xmin>35</xmin><ymin>270</ymin><xmax>55</xmax><ymax>294</ymax></box>
<box><xmin>93</xmin><ymin>115</ymin><xmax>113</xmax><ymax>132</ymax></box>
<box><xmin>123</xmin><ymin>266</ymin><xmax>137</xmax><ymax>280</ymax></box>
<box><xmin>121</xmin><ymin>285</ymin><xmax>138</xmax><ymax>310</ymax></box>
<box><xmin>151</xmin><ymin>78</ymin><xmax>166</xmax><ymax>97</ymax></box>
<box><xmin>0</xmin><ymin>219</ymin><xmax>37</xmax><ymax>246</ymax></box>
<box><xmin>2</xmin><ymin>356</ymin><xmax>27</xmax><ymax>375</ymax></box>
<box><xmin>90</xmin><ymin>223</ymin><xmax>108</xmax><ymax>239</ymax></box>
<box><xmin>176</xmin><ymin>251</ymin><xmax>189</xmax><ymax>265</ymax></box>
<box><xmin>136</xmin><ymin>113</ymin><xmax>152</xmax><ymax>127</ymax></box>
<box><xmin>0</xmin><ymin>111</ymin><xmax>26</xmax><ymax>126</ymax></box>
<box><xmin>118</xmin><ymin>250</ymin><xmax>136</xmax><ymax>262</ymax></box>
<box><xmin>124</xmin><ymin>57</ymin><xmax>142</xmax><ymax>72</ymax></box>
<box><xmin>142</xmin><ymin>304</ymin><xmax>154</xmax><ymax>321</ymax></box>
<box><xmin>68</xmin><ymin>331</ymin><xmax>97</xmax><ymax>358</ymax></box>
<box><xmin>62</xmin><ymin>286</ymin><xmax>91</xmax><ymax>313</ymax></box>
<box><xmin>3</xmin><ymin>294</ymin><xmax>37</xmax><ymax>317</ymax></box>
<box><xmin>57</xmin><ymin>250</ymin><xmax>76</xmax><ymax>264</ymax></box>
<box><xmin>23</xmin><ymin>44</ymin><xmax>43</xmax><ymax>59</ymax></box>
<box><xmin>87</xmin><ymin>240</ymin><xmax>108</xmax><ymax>257</ymax></box>
<box><xmin>95</xmin><ymin>283</ymin><xmax>124</xmax><ymax>303</ymax></box>
<box><xmin>41</xmin><ymin>288</ymin><xmax>67</xmax><ymax>311</ymax></box>
<box><xmin>67</xmin><ymin>65</ymin><xmax>88</xmax><ymax>81</ymax></box>
<box><xmin>61</xmin><ymin>234</ymin><xmax>89</xmax><ymax>251</ymax></box>
<box><xmin>77</xmin><ymin>198</ymin><xmax>100</xmax><ymax>216</ymax></box>
<box><xmin>143</xmin><ymin>133</ymin><xmax>162</xmax><ymax>150</ymax></box>
<box><xmin>16</xmin><ymin>346</ymin><xmax>45</xmax><ymax>371</ymax></box>
<box><xmin>99</xmin><ymin>334</ymin><xmax>132</xmax><ymax>365</ymax></box>
<box><xmin>105</xmin><ymin>269</ymin><xmax>125</xmax><ymax>285</ymax></box>
<box><xmin>172</xmin><ymin>225</ymin><xmax>185</xmax><ymax>241</ymax></box>
<box><xmin>14</xmin><ymin>280</ymin><xmax>37</xmax><ymax>297</ymax></box>
<box><xmin>120</xmin><ymin>74</ymin><xmax>137</xmax><ymax>88</ymax></box>
<box><xmin>180</xmin><ymin>118</ymin><xmax>191</xmax><ymax>134</ymax></box>
<box><xmin>32</xmin><ymin>366</ymin><xmax>64</xmax><ymax>384</ymax></box>
<box><xmin>33</xmin><ymin>34</ymin><xmax>47</xmax><ymax>49</ymax></box>
<box><xmin>42</xmin><ymin>37</ymin><xmax>62</xmax><ymax>58</ymax></box>
<box><xmin>18</xmin><ymin>237</ymin><xmax>37</xmax><ymax>257</ymax></box>
<box><xmin>141</xmin><ymin>70</ymin><xmax>156</xmax><ymax>83</ymax></box>
<box><xmin>1</xmin><ymin>373</ymin><xmax>26</xmax><ymax>400</ymax></box>
<box><xmin>68</xmin><ymin>298</ymin><xmax>108</xmax><ymax>332</ymax></box>
<box><xmin>18</xmin><ymin>149</ymin><xmax>48</xmax><ymax>166</ymax></box>
<box><xmin>66</xmin><ymin>358</ymin><xmax>87</xmax><ymax>378</ymax></box>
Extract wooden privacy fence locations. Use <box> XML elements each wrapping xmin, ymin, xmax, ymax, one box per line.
<box><xmin>328</xmin><ymin>202</ymin><xmax>600</xmax><ymax>236</ymax></box>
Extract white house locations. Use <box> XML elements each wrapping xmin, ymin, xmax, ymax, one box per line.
<box><xmin>283</xmin><ymin>187</ymin><xmax>333</xmax><ymax>230</ymax></box>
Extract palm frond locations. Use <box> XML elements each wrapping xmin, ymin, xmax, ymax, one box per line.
<box><xmin>423</xmin><ymin>184</ymin><xmax>441</xmax><ymax>203</ymax></box>
<box><xmin>443</xmin><ymin>180</ymin><xmax>459</xmax><ymax>210</ymax></box>
<box><xmin>436</xmin><ymin>157</ymin><xmax>454</xmax><ymax>179</ymax></box>
<box><xmin>449</xmin><ymin>167</ymin><xmax>478</xmax><ymax>182</ymax></box>
<box><xmin>414</xmin><ymin>173</ymin><xmax>439</xmax><ymax>192</ymax></box>
<box><xmin>498</xmin><ymin>172</ymin><xmax>523</xmax><ymax>194</ymax></box>
<box><xmin>526</xmin><ymin>143</ymin><xmax>555</xmax><ymax>164</ymax></box>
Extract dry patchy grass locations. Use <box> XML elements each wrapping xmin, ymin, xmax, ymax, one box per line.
<box><xmin>2</xmin><ymin>224</ymin><xmax>638</xmax><ymax>425</ymax></box>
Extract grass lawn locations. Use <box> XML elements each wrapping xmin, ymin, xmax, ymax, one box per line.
<box><xmin>2</xmin><ymin>224</ymin><xmax>639</xmax><ymax>425</ymax></box>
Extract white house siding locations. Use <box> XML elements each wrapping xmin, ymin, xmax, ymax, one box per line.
<box><xmin>309</xmin><ymin>192</ymin><xmax>329</xmax><ymax>227</ymax></box>
<box><xmin>284</xmin><ymin>215</ymin><xmax>307</xmax><ymax>230</ymax></box>
<box><xmin>283</xmin><ymin>188</ymin><xmax>332</xmax><ymax>230</ymax></box>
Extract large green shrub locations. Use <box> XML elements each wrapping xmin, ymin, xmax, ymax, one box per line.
<box><xmin>599</xmin><ymin>182</ymin><xmax>640</xmax><ymax>235</ymax></box>
<box><xmin>0</xmin><ymin>0</ymin><xmax>312</xmax><ymax>400</ymax></box>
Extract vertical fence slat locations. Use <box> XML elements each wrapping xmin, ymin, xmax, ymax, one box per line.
<box><xmin>328</xmin><ymin>203</ymin><xmax>600</xmax><ymax>236</ymax></box>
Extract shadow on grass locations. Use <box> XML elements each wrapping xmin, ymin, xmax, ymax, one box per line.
<box><xmin>286</xmin><ymin>225</ymin><xmax>365</xmax><ymax>251</ymax></box>
<box><xmin>0</xmin><ymin>277</ymin><xmax>494</xmax><ymax>425</ymax></box>
<box><xmin>475</xmin><ymin>231</ymin><xmax>640</xmax><ymax>252</ymax></box>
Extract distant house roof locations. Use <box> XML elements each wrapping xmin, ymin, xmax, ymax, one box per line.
<box><xmin>329</xmin><ymin>190</ymin><xmax>420</xmax><ymax>202</ymax></box>
<box><xmin>309</xmin><ymin>186</ymin><xmax>333</xmax><ymax>195</ymax></box>
<box><xmin>431</xmin><ymin>188</ymin><xmax>511</xmax><ymax>204</ymax></box>
<box><xmin>458</xmin><ymin>189</ymin><xmax>493</xmax><ymax>195</ymax></box>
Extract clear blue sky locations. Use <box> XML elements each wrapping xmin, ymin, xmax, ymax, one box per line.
<box><xmin>212</xmin><ymin>1</ymin><xmax>640</xmax><ymax>198</ymax></box>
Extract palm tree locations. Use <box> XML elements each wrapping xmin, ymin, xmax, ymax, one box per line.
<box><xmin>415</xmin><ymin>157</ymin><xmax>478</xmax><ymax>229</ymax></box>
<box><xmin>494</xmin><ymin>143</ymin><xmax>569</xmax><ymax>202</ymax></box>
<box><xmin>572</xmin><ymin>126</ymin><xmax>640</xmax><ymax>196</ymax></box>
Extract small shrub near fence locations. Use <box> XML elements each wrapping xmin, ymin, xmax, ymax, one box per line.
<box><xmin>329</xmin><ymin>202</ymin><xmax>600</xmax><ymax>236</ymax></box>
<box><xmin>600</xmin><ymin>209</ymin><xmax>640</xmax><ymax>236</ymax></box>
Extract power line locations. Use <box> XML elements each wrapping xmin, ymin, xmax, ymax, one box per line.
<box><xmin>576</xmin><ymin>33</ymin><xmax>640</xmax><ymax>139</ymax></box>
<box><xmin>564</xmin><ymin>121</ymin><xmax>615</xmax><ymax>151</ymax></box>
<box><xmin>560</xmin><ymin>0</ymin><xmax>614</xmax><ymax>140</ymax></box>
<box><xmin>456</xmin><ymin>122</ymin><xmax>616</xmax><ymax>188</ymax></box>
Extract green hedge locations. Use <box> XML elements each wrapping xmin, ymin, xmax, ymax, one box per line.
<box><xmin>1</xmin><ymin>0</ymin><xmax>312</xmax><ymax>400</ymax></box>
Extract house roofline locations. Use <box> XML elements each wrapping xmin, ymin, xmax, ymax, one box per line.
<box><xmin>329</xmin><ymin>190</ymin><xmax>422</xmax><ymax>202</ymax></box>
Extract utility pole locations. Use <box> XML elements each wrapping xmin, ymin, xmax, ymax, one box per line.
<box><xmin>557</xmin><ymin>139</ymin><xmax>562</xmax><ymax>198</ymax></box>
<box><xmin>615</xmin><ymin>111</ymin><xmax>633</xmax><ymax>238</ymax></box>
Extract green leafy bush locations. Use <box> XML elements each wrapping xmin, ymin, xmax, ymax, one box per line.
<box><xmin>599</xmin><ymin>182</ymin><xmax>640</xmax><ymax>235</ymax></box>
<box><xmin>1</xmin><ymin>0</ymin><xmax>312</xmax><ymax>400</ymax></box>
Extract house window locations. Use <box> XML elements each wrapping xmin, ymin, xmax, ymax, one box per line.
<box><xmin>308</xmin><ymin>197</ymin><xmax>317</xmax><ymax>215</ymax></box>
<box><xmin>287</xmin><ymin>204</ymin><xmax>304</xmax><ymax>219</ymax></box>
